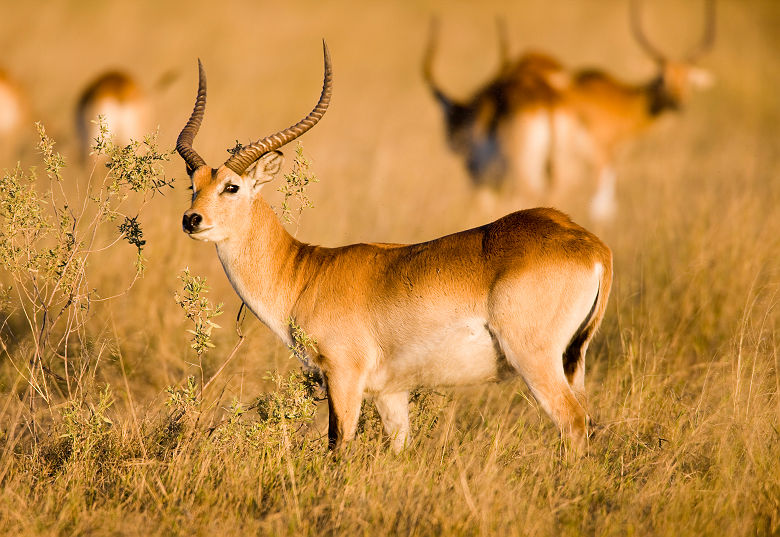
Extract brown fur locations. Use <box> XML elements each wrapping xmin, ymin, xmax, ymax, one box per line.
<box><xmin>563</xmin><ymin>59</ymin><xmax>712</xmax><ymax>162</ymax></box>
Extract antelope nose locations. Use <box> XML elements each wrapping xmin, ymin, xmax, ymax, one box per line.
<box><xmin>182</xmin><ymin>212</ymin><xmax>202</xmax><ymax>233</ymax></box>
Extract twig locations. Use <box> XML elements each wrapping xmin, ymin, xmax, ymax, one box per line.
<box><xmin>199</xmin><ymin>302</ymin><xmax>247</xmax><ymax>397</ymax></box>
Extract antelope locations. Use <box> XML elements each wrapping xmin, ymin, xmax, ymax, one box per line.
<box><xmin>75</xmin><ymin>70</ymin><xmax>148</xmax><ymax>160</ymax></box>
<box><xmin>176</xmin><ymin>42</ymin><xmax>613</xmax><ymax>454</ymax></box>
<box><xmin>0</xmin><ymin>69</ymin><xmax>27</xmax><ymax>140</ymax></box>
<box><xmin>556</xmin><ymin>0</ymin><xmax>716</xmax><ymax>221</ymax></box>
<box><xmin>423</xmin><ymin>18</ymin><xmax>566</xmax><ymax>196</ymax></box>
<box><xmin>425</xmin><ymin>0</ymin><xmax>715</xmax><ymax>222</ymax></box>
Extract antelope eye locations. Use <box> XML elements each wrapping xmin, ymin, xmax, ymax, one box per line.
<box><xmin>224</xmin><ymin>184</ymin><xmax>239</xmax><ymax>194</ymax></box>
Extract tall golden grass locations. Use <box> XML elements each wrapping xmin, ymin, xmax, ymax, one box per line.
<box><xmin>0</xmin><ymin>0</ymin><xmax>778</xmax><ymax>535</ymax></box>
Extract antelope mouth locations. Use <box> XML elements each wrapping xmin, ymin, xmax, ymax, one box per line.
<box><xmin>185</xmin><ymin>227</ymin><xmax>214</xmax><ymax>240</ymax></box>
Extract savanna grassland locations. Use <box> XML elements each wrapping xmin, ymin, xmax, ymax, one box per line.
<box><xmin>0</xmin><ymin>0</ymin><xmax>778</xmax><ymax>535</ymax></box>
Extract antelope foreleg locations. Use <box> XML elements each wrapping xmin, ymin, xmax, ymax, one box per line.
<box><xmin>325</xmin><ymin>367</ymin><xmax>366</xmax><ymax>450</ymax></box>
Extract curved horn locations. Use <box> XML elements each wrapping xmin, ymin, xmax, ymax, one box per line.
<box><xmin>496</xmin><ymin>16</ymin><xmax>510</xmax><ymax>72</ymax></box>
<box><xmin>686</xmin><ymin>0</ymin><xmax>716</xmax><ymax>61</ymax></box>
<box><xmin>223</xmin><ymin>40</ymin><xmax>333</xmax><ymax>176</ymax></box>
<box><xmin>629</xmin><ymin>0</ymin><xmax>666</xmax><ymax>63</ymax></box>
<box><xmin>422</xmin><ymin>17</ymin><xmax>453</xmax><ymax>106</ymax></box>
<box><xmin>176</xmin><ymin>59</ymin><xmax>208</xmax><ymax>172</ymax></box>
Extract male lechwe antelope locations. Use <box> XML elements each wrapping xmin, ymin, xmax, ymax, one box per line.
<box><xmin>425</xmin><ymin>0</ymin><xmax>715</xmax><ymax>222</ymax></box>
<box><xmin>177</xmin><ymin>42</ymin><xmax>612</xmax><ymax>453</ymax></box>
<box><xmin>423</xmin><ymin>18</ymin><xmax>565</xmax><ymax>196</ymax></box>
<box><xmin>75</xmin><ymin>70</ymin><xmax>148</xmax><ymax>160</ymax></box>
<box><xmin>556</xmin><ymin>0</ymin><xmax>716</xmax><ymax>220</ymax></box>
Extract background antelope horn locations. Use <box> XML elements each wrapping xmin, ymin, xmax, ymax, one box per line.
<box><xmin>686</xmin><ymin>0</ymin><xmax>716</xmax><ymax>61</ymax></box>
<box><xmin>629</xmin><ymin>0</ymin><xmax>667</xmax><ymax>63</ymax></box>
<box><xmin>422</xmin><ymin>17</ymin><xmax>454</xmax><ymax>107</ymax></box>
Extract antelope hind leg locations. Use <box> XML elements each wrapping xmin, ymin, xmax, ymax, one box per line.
<box><xmin>375</xmin><ymin>391</ymin><xmax>410</xmax><ymax>452</ymax></box>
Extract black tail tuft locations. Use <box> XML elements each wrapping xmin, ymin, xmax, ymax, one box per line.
<box><xmin>563</xmin><ymin>286</ymin><xmax>599</xmax><ymax>382</ymax></box>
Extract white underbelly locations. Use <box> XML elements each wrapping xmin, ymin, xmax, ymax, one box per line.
<box><xmin>367</xmin><ymin>317</ymin><xmax>506</xmax><ymax>393</ymax></box>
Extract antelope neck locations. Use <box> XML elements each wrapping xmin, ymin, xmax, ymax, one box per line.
<box><xmin>644</xmin><ymin>75</ymin><xmax>679</xmax><ymax>117</ymax></box>
<box><xmin>214</xmin><ymin>196</ymin><xmax>314</xmax><ymax>345</ymax></box>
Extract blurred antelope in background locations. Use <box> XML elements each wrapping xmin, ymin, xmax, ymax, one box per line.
<box><xmin>425</xmin><ymin>0</ymin><xmax>715</xmax><ymax>222</ymax></box>
<box><xmin>177</xmin><ymin>42</ymin><xmax>613</xmax><ymax>454</ymax></box>
<box><xmin>556</xmin><ymin>0</ymin><xmax>716</xmax><ymax>221</ymax></box>
<box><xmin>75</xmin><ymin>70</ymin><xmax>148</xmax><ymax>160</ymax></box>
<box><xmin>423</xmin><ymin>18</ymin><xmax>566</xmax><ymax>196</ymax></box>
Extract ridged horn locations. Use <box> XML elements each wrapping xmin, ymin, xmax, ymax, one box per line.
<box><xmin>176</xmin><ymin>59</ymin><xmax>208</xmax><ymax>172</ymax></box>
<box><xmin>223</xmin><ymin>40</ymin><xmax>333</xmax><ymax>176</ymax></box>
<box><xmin>629</xmin><ymin>0</ymin><xmax>667</xmax><ymax>63</ymax></box>
<box><xmin>685</xmin><ymin>0</ymin><xmax>716</xmax><ymax>61</ymax></box>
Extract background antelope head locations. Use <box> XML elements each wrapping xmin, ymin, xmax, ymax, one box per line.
<box><xmin>178</xmin><ymin>43</ymin><xmax>332</xmax><ymax>244</ymax></box>
<box><xmin>562</xmin><ymin>0</ymin><xmax>717</xmax><ymax>222</ymax></box>
<box><xmin>423</xmin><ymin>18</ymin><xmax>516</xmax><ymax>188</ymax></box>
<box><xmin>630</xmin><ymin>0</ymin><xmax>716</xmax><ymax>115</ymax></box>
<box><xmin>423</xmin><ymin>18</ymin><xmax>565</xmax><ymax>194</ymax></box>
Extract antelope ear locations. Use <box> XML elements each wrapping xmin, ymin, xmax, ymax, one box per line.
<box><xmin>244</xmin><ymin>151</ymin><xmax>284</xmax><ymax>191</ymax></box>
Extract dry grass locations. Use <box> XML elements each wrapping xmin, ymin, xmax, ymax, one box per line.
<box><xmin>0</xmin><ymin>0</ymin><xmax>779</xmax><ymax>535</ymax></box>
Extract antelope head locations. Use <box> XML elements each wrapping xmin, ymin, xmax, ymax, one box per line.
<box><xmin>422</xmin><ymin>18</ymin><xmax>512</xmax><ymax>186</ymax></box>
<box><xmin>631</xmin><ymin>0</ymin><xmax>716</xmax><ymax>113</ymax></box>
<box><xmin>177</xmin><ymin>43</ymin><xmax>332</xmax><ymax>243</ymax></box>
